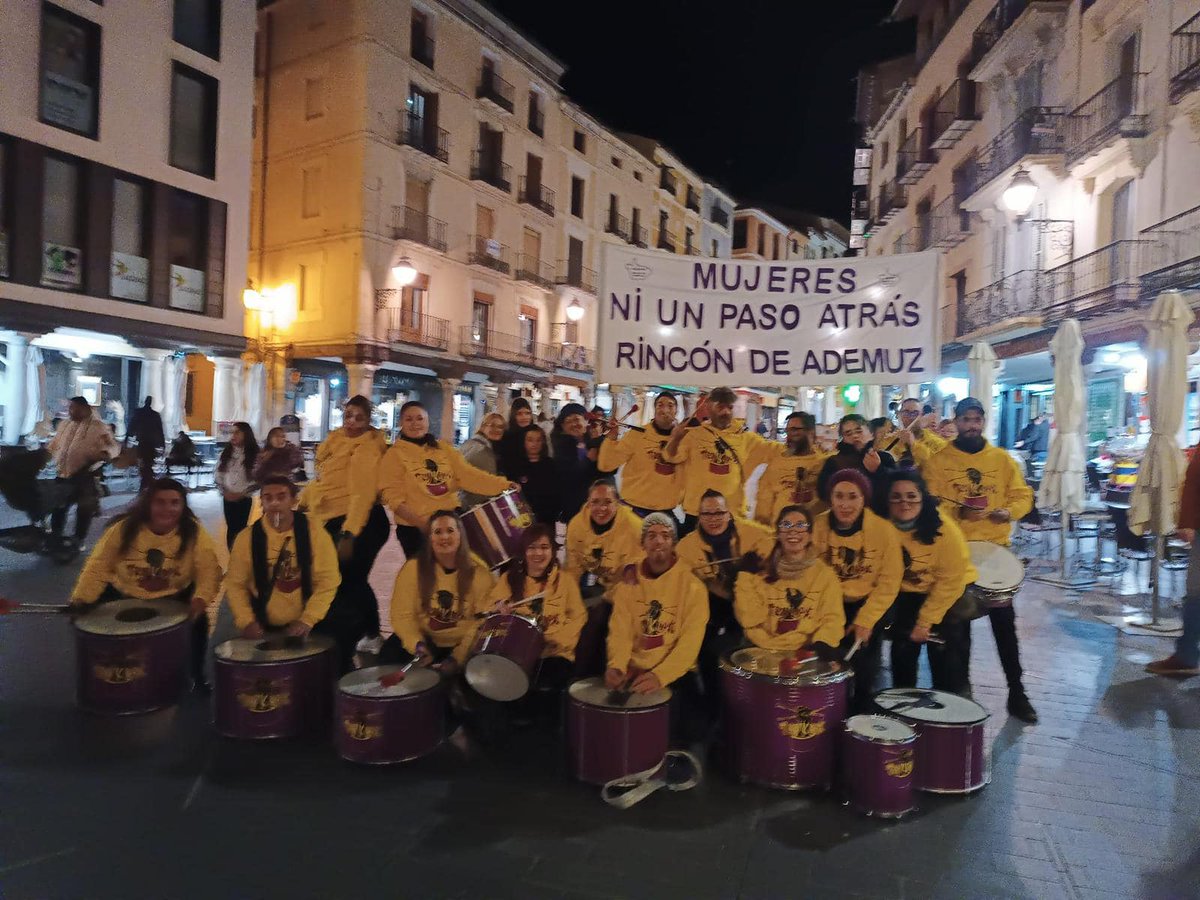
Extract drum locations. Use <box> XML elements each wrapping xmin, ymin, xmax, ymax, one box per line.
<box><xmin>460</xmin><ymin>490</ymin><xmax>534</xmax><ymax>569</ymax></box>
<box><xmin>1111</xmin><ymin>459</ymin><xmax>1139</xmax><ymax>488</ymax></box>
<box><xmin>214</xmin><ymin>635</ymin><xmax>335</xmax><ymax>740</ymax></box>
<box><xmin>566</xmin><ymin>677</ymin><xmax>671</xmax><ymax>786</ymax></box>
<box><xmin>874</xmin><ymin>688</ymin><xmax>989</xmax><ymax>794</ymax></box>
<box><xmin>719</xmin><ymin>648</ymin><xmax>851</xmax><ymax>790</ymax></box>
<box><xmin>73</xmin><ymin>598</ymin><xmax>190</xmax><ymax>715</ymax></box>
<box><xmin>842</xmin><ymin>715</ymin><xmax>917</xmax><ymax>818</ymax></box>
<box><xmin>334</xmin><ymin>665</ymin><xmax>445</xmax><ymax>764</ymax></box>
<box><xmin>967</xmin><ymin>541</ymin><xmax>1025</xmax><ymax>609</ymax></box>
<box><xmin>464</xmin><ymin>613</ymin><xmax>544</xmax><ymax>701</ymax></box>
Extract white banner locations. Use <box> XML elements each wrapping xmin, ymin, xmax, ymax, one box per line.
<box><xmin>111</xmin><ymin>252</ymin><xmax>149</xmax><ymax>302</ymax></box>
<box><xmin>169</xmin><ymin>264</ymin><xmax>206</xmax><ymax>312</ymax></box>
<box><xmin>596</xmin><ymin>244</ymin><xmax>939</xmax><ymax>387</ymax></box>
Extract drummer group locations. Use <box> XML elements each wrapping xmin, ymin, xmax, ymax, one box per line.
<box><xmin>67</xmin><ymin>386</ymin><xmax>1038</xmax><ymax>743</ymax></box>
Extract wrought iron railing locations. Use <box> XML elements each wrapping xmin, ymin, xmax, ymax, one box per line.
<box><xmin>398</xmin><ymin>114</ymin><xmax>449</xmax><ymax>163</ymax></box>
<box><xmin>470</xmin><ymin>150</ymin><xmax>511</xmax><ymax>192</ymax></box>
<box><xmin>378</xmin><ymin>302</ymin><xmax>450</xmax><ymax>351</ymax></box>
<box><xmin>971</xmin><ymin>0</ymin><xmax>1058</xmax><ymax>63</ymax></box>
<box><xmin>685</xmin><ymin>188</ymin><xmax>701</xmax><ymax>213</ymax></box>
<box><xmin>459</xmin><ymin>326</ymin><xmax>548</xmax><ymax>369</ymax></box>
<box><xmin>967</xmin><ymin>107</ymin><xmax>1064</xmax><ymax>196</ymax></box>
<box><xmin>630</xmin><ymin>224</ymin><xmax>648</xmax><ymax>248</ymax></box>
<box><xmin>1064</xmin><ymin>73</ymin><xmax>1148</xmax><ymax>166</ymax></box>
<box><xmin>391</xmin><ymin>207</ymin><xmax>448</xmax><ymax>253</ymax></box>
<box><xmin>1170</xmin><ymin>10</ymin><xmax>1200</xmax><ymax>103</ymax></box>
<box><xmin>552</xmin><ymin>343</ymin><xmax>595</xmax><ymax>373</ymax></box>
<box><xmin>930</xmin><ymin>79</ymin><xmax>978</xmax><ymax>148</ymax></box>
<box><xmin>476</xmin><ymin>68</ymin><xmax>514</xmax><ymax>113</ymax></box>
<box><xmin>958</xmin><ymin>269</ymin><xmax>1042</xmax><ymax>335</ymax></box>
<box><xmin>896</xmin><ymin>127</ymin><xmax>931</xmax><ymax>184</ymax></box>
<box><xmin>929</xmin><ymin>195</ymin><xmax>970</xmax><ymax>248</ymax></box>
<box><xmin>518</xmin><ymin>176</ymin><xmax>555</xmax><ymax>216</ymax></box>
<box><xmin>875</xmin><ymin>179</ymin><xmax>908</xmax><ymax>221</ymax></box>
<box><xmin>605</xmin><ymin>212</ymin><xmax>630</xmax><ymax>240</ymax></box>
<box><xmin>557</xmin><ymin>262</ymin><xmax>596</xmax><ymax>294</ymax></box>
<box><xmin>1139</xmin><ymin>204</ymin><xmax>1200</xmax><ymax>299</ymax></box>
<box><xmin>468</xmin><ymin>235</ymin><xmax>511</xmax><ymax>275</ymax></box>
<box><xmin>514</xmin><ymin>254</ymin><xmax>555</xmax><ymax>290</ymax></box>
<box><xmin>657</xmin><ymin>229</ymin><xmax>677</xmax><ymax>253</ymax></box>
<box><xmin>1042</xmin><ymin>239</ymin><xmax>1151</xmax><ymax>321</ymax></box>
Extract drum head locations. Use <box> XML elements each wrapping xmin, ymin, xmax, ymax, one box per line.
<box><xmin>874</xmin><ymin>688</ymin><xmax>988</xmax><ymax>725</ymax></box>
<box><xmin>465</xmin><ymin>655</ymin><xmax>530</xmax><ymax>702</ymax></box>
<box><xmin>721</xmin><ymin>646</ymin><xmax>850</xmax><ymax>685</ymax></box>
<box><xmin>568</xmin><ymin>676</ymin><xmax>671</xmax><ymax>709</ymax></box>
<box><xmin>339</xmin><ymin>665</ymin><xmax>440</xmax><ymax>697</ymax></box>
<box><xmin>73</xmin><ymin>598</ymin><xmax>189</xmax><ymax>635</ymax></box>
<box><xmin>968</xmin><ymin>541</ymin><xmax>1025</xmax><ymax>592</ymax></box>
<box><xmin>214</xmin><ymin>634</ymin><xmax>335</xmax><ymax>663</ymax></box>
<box><xmin>846</xmin><ymin>714</ymin><xmax>915</xmax><ymax>743</ymax></box>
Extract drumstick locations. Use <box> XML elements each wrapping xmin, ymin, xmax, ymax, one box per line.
<box><xmin>379</xmin><ymin>643</ymin><xmax>428</xmax><ymax>686</ymax></box>
<box><xmin>474</xmin><ymin>592</ymin><xmax>547</xmax><ymax>619</ymax></box>
<box><xmin>0</xmin><ymin>597</ymin><xmax>87</xmax><ymax>615</ymax></box>
<box><xmin>843</xmin><ymin>638</ymin><xmax>863</xmax><ymax>662</ymax></box>
<box><xmin>691</xmin><ymin>557</ymin><xmax>741</xmax><ymax>573</ymax></box>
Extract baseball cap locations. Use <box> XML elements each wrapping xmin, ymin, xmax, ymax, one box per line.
<box><xmin>954</xmin><ymin>397</ymin><xmax>986</xmax><ymax>417</ymax></box>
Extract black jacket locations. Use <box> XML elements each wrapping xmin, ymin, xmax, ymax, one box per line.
<box><xmin>552</xmin><ymin>431</ymin><xmax>597</xmax><ymax>523</ymax></box>
<box><xmin>508</xmin><ymin>455</ymin><xmax>560</xmax><ymax>526</ymax></box>
<box><xmin>127</xmin><ymin>406</ymin><xmax>165</xmax><ymax>450</ymax></box>
<box><xmin>817</xmin><ymin>442</ymin><xmax>896</xmax><ymax>505</ymax></box>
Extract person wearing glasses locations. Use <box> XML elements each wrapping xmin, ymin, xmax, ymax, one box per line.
<box><xmin>733</xmin><ymin>506</ymin><xmax>844</xmax><ymax>657</ymax></box>
<box><xmin>817</xmin><ymin>413</ymin><xmax>896</xmax><ymax>503</ymax></box>
<box><xmin>874</xmin><ymin>397</ymin><xmax>946</xmax><ymax>470</ymax></box>
<box><xmin>755</xmin><ymin>411</ymin><xmax>831</xmax><ymax>526</ymax></box>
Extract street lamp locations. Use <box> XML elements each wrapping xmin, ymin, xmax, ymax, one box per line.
<box><xmin>1002</xmin><ymin>168</ymin><xmax>1038</xmax><ymax>217</ymax></box>
<box><xmin>565</xmin><ymin>297</ymin><xmax>585</xmax><ymax>322</ymax></box>
<box><xmin>392</xmin><ymin>255</ymin><xmax>418</xmax><ymax>287</ymax></box>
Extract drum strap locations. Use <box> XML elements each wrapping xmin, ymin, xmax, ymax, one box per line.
<box><xmin>599</xmin><ymin>750</ymin><xmax>703</xmax><ymax>809</ymax></box>
<box><xmin>250</xmin><ymin>514</ymin><xmax>314</xmax><ymax>626</ymax></box>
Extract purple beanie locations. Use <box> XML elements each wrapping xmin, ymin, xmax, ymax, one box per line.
<box><xmin>828</xmin><ymin>467</ymin><xmax>872</xmax><ymax>502</ymax></box>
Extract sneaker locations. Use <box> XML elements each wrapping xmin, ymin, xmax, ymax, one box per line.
<box><xmin>1145</xmin><ymin>655</ymin><xmax>1200</xmax><ymax>677</ymax></box>
<box><xmin>1007</xmin><ymin>690</ymin><xmax>1038</xmax><ymax>724</ymax></box>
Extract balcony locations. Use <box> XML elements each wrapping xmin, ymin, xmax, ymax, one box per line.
<box><xmin>411</xmin><ymin>32</ymin><xmax>435</xmax><ymax>69</ymax></box>
<box><xmin>629</xmin><ymin>224</ymin><xmax>648</xmax><ymax>248</ymax></box>
<box><xmin>518</xmin><ymin>176</ymin><xmax>555</xmax><ymax>216</ymax></box>
<box><xmin>460</xmin><ymin>326</ymin><xmax>548</xmax><ymax>370</ymax></box>
<box><xmin>514</xmin><ymin>254</ymin><xmax>555</xmax><ymax>290</ymax></box>
<box><xmin>398</xmin><ymin>114</ymin><xmax>449</xmax><ymax>163</ymax></box>
<box><xmin>605</xmin><ymin>212</ymin><xmax>630</xmax><ymax>241</ymax></box>
<box><xmin>378</xmin><ymin>302</ymin><xmax>451</xmax><ymax>351</ymax></box>
<box><xmin>527</xmin><ymin>106</ymin><xmax>545</xmax><ymax>137</ymax></box>
<box><xmin>965</xmin><ymin>107</ymin><xmax>1064</xmax><ymax>198</ymax></box>
<box><xmin>710</xmin><ymin>205</ymin><xmax>730</xmax><ymax>229</ymax></box>
<box><xmin>930</xmin><ymin>79</ymin><xmax>978</xmax><ymax>150</ymax></box>
<box><xmin>875</xmin><ymin>179</ymin><xmax>908</xmax><ymax>223</ymax></box>
<box><xmin>468</xmin><ymin>235</ymin><xmax>511</xmax><ymax>275</ymax></box>
<box><xmin>470</xmin><ymin>150</ymin><xmax>511</xmax><ymax>193</ymax></box>
<box><xmin>685</xmin><ymin>187</ymin><xmax>701</xmax><ymax>213</ymax></box>
<box><xmin>1139</xmin><ymin>204</ymin><xmax>1200</xmax><ymax>300</ymax></box>
<box><xmin>557</xmin><ymin>262</ymin><xmax>596</xmax><ymax>294</ymax></box>
<box><xmin>1064</xmin><ymin>74</ymin><xmax>1149</xmax><ymax>167</ymax></box>
<box><xmin>685</xmin><ymin>239</ymin><xmax>703</xmax><ymax>257</ymax></box>
<box><xmin>958</xmin><ymin>269</ymin><xmax>1043</xmax><ymax>337</ymax></box>
<box><xmin>896</xmin><ymin>128</ymin><xmax>933</xmax><ymax>186</ymax></box>
<box><xmin>476</xmin><ymin>68</ymin><xmax>514</xmax><ymax>113</ymax></box>
<box><xmin>391</xmin><ymin>206</ymin><xmax>448</xmax><ymax>253</ymax></box>
<box><xmin>1042</xmin><ymin>239</ymin><xmax>1150</xmax><ymax>322</ymax></box>
<box><xmin>659</xmin><ymin>168</ymin><xmax>677</xmax><ymax>194</ymax></box>
<box><xmin>929</xmin><ymin>195</ymin><xmax>971</xmax><ymax>249</ymax></box>
<box><xmin>657</xmin><ymin>229</ymin><xmax>677</xmax><ymax>253</ymax></box>
<box><xmin>1170</xmin><ymin>10</ymin><xmax>1200</xmax><ymax>104</ymax></box>
<box><xmin>971</xmin><ymin>1</ymin><xmax>1069</xmax><ymax>81</ymax></box>
<box><xmin>895</xmin><ymin>227</ymin><xmax>921</xmax><ymax>255</ymax></box>
<box><xmin>552</xmin><ymin>344</ymin><xmax>595</xmax><ymax>373</ymax></box>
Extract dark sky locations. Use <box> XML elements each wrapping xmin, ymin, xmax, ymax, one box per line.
<box><xmin>487</xmin><ymin>0</ymin><xmax>913</xmax><ymax>224</ymax></box>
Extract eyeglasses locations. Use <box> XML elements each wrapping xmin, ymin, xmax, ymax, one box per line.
<box><xmin>777</xmin><ymin>521</ymin><xmax>811</xmax><ymax>532</ymax></box>
<box><xmin>698</xmin><ymin>511</ymin><xmax>729</xmax><ymax>519</ymax></box>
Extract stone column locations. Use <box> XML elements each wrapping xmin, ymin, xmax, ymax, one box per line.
<box><xmin>1</xmin><ymin>333</ymin><xmax>29</xmax><ymax>444</ymax></box>
<box><xmin>346</xmin><ymin>362</ymin><xmax>379</xmax><ymax>401</ymax></box>
<box><xmin>439</xmin><ymin>377</ymin><xmax>462</xmax><ymax>443</ymax></box>
<box><xmin>210</xmin><ymin>357</ymin><xmax>240</xmax><ymax>428</ymax></box>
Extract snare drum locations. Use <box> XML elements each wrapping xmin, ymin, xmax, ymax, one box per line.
<box><xmin>460</xmin><ymin>490</ymin><xmax>534</xmax><ymax>569</ymax></box>
<box><xmin>719</xmin><ymin>648</ymin><xmax>851</xmax><ymax>790</ymax></box>
<box><xmin>465</xmin><ymin>613</ymin><xmax>545</xmax><ymax>701</ymax></box>
<box><xmin>967</xmin><ymin>541</ymin><xmax>1025</xmax><ymax>609</ymax></box>
<box><xmin>73</xmin><ymin>598</ymin><xmax>190</xmax><ymax>715</ymax></box>
<box><xmin>874</xmin><ymin>688</ymin><xmax>988</xmax><ymax>794</ymax></box>
<box><xmin>842</xmin><ymin>715</ymin><xmax>917</xmax><ymax>818</ymax></box>
<box><xmin>334</xmin><ymin>665</ymin><xmax>445</xmax><ymax>764</ymax></box>
<box><xmin>214</xmin><ymin>635</ymin><xmax>335</xmax><ymax>739</ymax></box>
<box><xmin>566</xmin><ymin>677</ymin><xmax>671</xmax><ymax>785</ymax></box>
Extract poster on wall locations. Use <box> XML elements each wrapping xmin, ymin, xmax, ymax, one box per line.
<box><xmin>110</xmin><ymin>252</ymin><xmax>150</xmax><ymax>302</ymax></box>
<box><xmin>596</xmin><ymin>243</ymin><xmax>940</xmax><ymax>387</ymax></box>
<box><xmin>169</xmin><ymin>265</ymin><xmax>206</xmax><ymax>312</ymax></box>
<box><xmin>42</xmin><ymin>242</ymin><xmax>82</xmax><ymax>288</ymax></box>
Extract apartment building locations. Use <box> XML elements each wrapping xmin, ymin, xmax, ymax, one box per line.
<box><xmin>860</xmin><ymin>0</ymin><xmax>1200</xmax><ymax>445</ymax></box>
<box><xmin>0</xmin><ymin>0</ymin><xmax>254</xmax><ymax>443</ymax></box>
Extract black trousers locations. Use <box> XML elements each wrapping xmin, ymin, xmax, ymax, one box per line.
<box><xmin>669</xmin><ymin>669</ymin><xmax>711</xmax><ymax>748</ymax></box>
<box><xmin>978</xmin><ymin>603</ymin><xmax>1025</xmax><ymax>693</ymax></box>
<box><xmin>841</xmin><ymin>598</ymin><xmax>885</xmax><ymax>712</ymax></box>
<box><xmin>889</xmin><ymin>592</ymin><xmax>971</xmax><ymax>695</ymax></box>
<box><xmin>395</xmin><ymin>523</ymin><xmax>425</xmax><ymax>560</ymax></box>
<box><xmin>698</xmin><ymin>593</ymin><xmax>742</xmax><ymax>714</ymax></box>
<box><xmin>136</xmin><ymin>446</ymin><xmax>159</xmax><ymax>492</ymax></box>
<box><xmin>325</xmin><ymin>504</ymin><xmax>390</xmax><ymax>637</ymax></box>
<box><xmin>50</xmin><ymin>472</ymin><xmax>100</xmax><ymax>541</ymax></box>
<box><xmin>222</xmin><ymin>497</ymin><xmax>253</xmax><ymax>550</ymax></box>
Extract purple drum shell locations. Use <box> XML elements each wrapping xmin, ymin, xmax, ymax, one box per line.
<box><xmin>214</xmin><ymin>636</ymin><xmax>335</xmax><ymax>740</ymax></box>
<box><xmin>873</xmin><ymin>688</ymin><xmax>989</xmax><ymax>794</ymax></box>
<box><xmin>720</xmin><ymin>650</ymin><xmax>850</xmax><ymax>790</ymax></box>
<box><xmin>465</xmin><ymin>614</ymin><xmax>545</xmax><ymax>702</ymax></box>
<box><xmin>566</xmin><ymin>678</ymin><xmax>671</xmax><ymax>786</ymax></box>
<box><xmin>842</xmin><ymin>715</ymin><xmax>916</xmax><ymax>818</ymax></box>
<box><xmin>461</xmin><ymin>491</ymin><xmax>533</xmax><ymax>569</ymax></box>
<box><xmin>334</xmin><ymin>666</ymin><xmax>445</xmax><ymax>764</ymax></box>
<box><xmin>73</xmin><ymin>600</ymin><xmax>190</xmax><ymax>715</ymax></box>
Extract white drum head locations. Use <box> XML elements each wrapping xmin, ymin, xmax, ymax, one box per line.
<box><xmin>874</xmin><ymin>688</ymin><xmax>988</xmax><ymax>725</ymax></box>
<box><xmin>968</xmin><ymin>541</ymin><xmax>1025</xmax><ymax>592</ymax></box>
<box><xmin>339</xmin><ymin>665</ymin><xmax>440</xmax><ymax>698</ymax></box>
<box><xmin>465</xmin><ymin>655</ymin><xmax>530</xmax><ymax>702</ymax></box>
<box><xmin>73</xmin><ymin>598</ymin><xmax>189</xmax><ymax>636</ymax></box>
<box><xmin>722</xmin><ymin>647</ymin><xmax>849</xmax><ymax>684</ymax></box>
<box><xmin>568</xmin><ymin>676</ymin><xmax>671</xmax><ymax>709</ymax></box>
<box><xmin>214</xmin><ymin>634</ymin><xmax>335</xmax><ymax>663</ymax></box>
<box><xmin>846</xmin><ymin>714</ymin><xmax>915</xmax><ymax>743</ymax></box>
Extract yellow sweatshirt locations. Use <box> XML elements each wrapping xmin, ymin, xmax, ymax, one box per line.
<box><xmin>563</xmin><ymin>505</ymin><xmax>644</xmax><ymax>597</ymax></box>
<box><xmin>72</xmin><ymin>521</ymin><xmax>222</xmax><ymax>604</ymax></box>
<box><xmin>877</xmin><ymin>429</ymin><xmax>947</xmax><ymax>469</ymax></box>
<box><xmin>754</xmin><ymin>448</ymin><xmax>831</xmax><ymax>524</ymax></box>
<box><xmin>379</xmin><ymin>438</ymin><xmax>509</xmax><ymax>524</ymax></box>
<box><xmin>597</xmin><ymin>424</ymin><xmax>684</xmax><ymax>512</ymax></box>
<box><xmin>225</xmin><ymin>518</ymin><xmax>341</xmax><ymax>630</ymax></box>
<box><xmin>662</xmin><ymin>421</ymin><xmax>783</xmax><ymax>516</ymax></box>
<box><xmin>486</xmin><ymin>567</ymin><xmax>586</xmax><ymax>661</ymax></box>
<box><xmin>811</xmin><ymin>509</ymin><xmax>904</xmax><ymax>631</ymax></box>
<box><xmin>389</xmin><ymin>555</ymin><xmax>495</xmax><ymax>662</ymax></box>
<box><xmin>733</xmin><ymin>560</ymin><xmax>844</xmax><ymax>651</ymax></box>
<box><xmin>310</xmin><ymin>428</ymin><xmax>388</xmax><ymax>536</ymax></box>
<box><xmin>607</xmin><ymin>558</ymin><xmax>709</xmax><ymax>686</ymax></box>
<box><xmin>894</xmin><ymin>517</ymin><xmax>979</xmax><ymax>629</ymax></box>
<box><xmin>676</xmin><ymin>517</ymin><xmax>776</xmax><ymax>599</ymax></box>
<box><xmin>924</xmin><ymin>441</ymin><xmax>1033</xmax><ymax>547</ymax></box>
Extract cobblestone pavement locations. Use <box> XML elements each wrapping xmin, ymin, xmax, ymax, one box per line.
<box><xmin>1</xmin><ymin>488</ymin><xmax>1198</xmax><ymax>899</ymax></box>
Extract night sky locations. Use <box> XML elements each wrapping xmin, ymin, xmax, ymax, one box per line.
<box><xmin>487</xmin><ymin>0</ymin><xmax>913</xmax><ymax>224</ymax></box>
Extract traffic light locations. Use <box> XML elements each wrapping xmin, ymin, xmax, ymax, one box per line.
<box><xmin>842</xmin><ymin>384</ymin><xmax>862</xmax><ymax>406</ymax></box>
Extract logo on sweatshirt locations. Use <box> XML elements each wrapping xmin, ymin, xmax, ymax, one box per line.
<box><xmin>649</xmin><ymin>440</ymin><xmax>676</xmax><ymax>475</ymax></box>
<box><xmin>949</xmin><ymin>465</ymin><xmax>997</xmax><ymax>507</ymax></box>
<box><xmin>132</xmin><ymin>547</ymin><xmax>179</xmax><ymax>593</ymax></box>
<box><xmin>700</xmin><ymin>440</ymin><xmax>734</xmax><ymax>476</ymax></box>
<box><xmin>418</xmin><ymin>457</ymin><xmax>450</xmax><ymax>496</ymax></box>
<box><xmin>428</xmin><ymin>590</ymin><xmax>463</xmax><ymax>630</ymax></box>
<box><xmin>776</xmin><ymin>703</ymin><xmax>826</xmax><ymax>740</ymax></box>
<box><xmin>639</xmin><ymin>599</ymin><xmax>676</xmax><ymax>650</ymax></box>
<box><xmin>900</xmin><ymin>546</ymin><xmax>930</xmax><ymax>589</ymax></box>
<box><xmin>770</xmin><ymin>587</ymin><xmax>810</xmax><ymax>633</ymax></box>
<box><xmin>824</xmin><ymin>544</ymin><xmax>872</xmax><ymax>581</ymax></box>
<box><xmin>236</xmin><ymin>675</ymin><xmax>293</xmax><ymax>713</ymax></box>
<box><xmin>788</xmin><ymin>466</ymin><xmax>815</xmax><ymax>504</ymax></box>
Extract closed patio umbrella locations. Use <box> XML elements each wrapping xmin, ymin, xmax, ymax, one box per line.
<box><xmin>967</xmin><ymin>341</ymin><xmax>1002</xmax><ymax>441</ymax></box>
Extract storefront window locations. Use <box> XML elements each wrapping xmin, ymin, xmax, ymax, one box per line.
<box><xmin>42</xmin><ymin>155</ymin><xmax>83</xmax><ymax>289</ymax></box>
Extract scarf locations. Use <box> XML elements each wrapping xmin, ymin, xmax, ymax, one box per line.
<box><xmin>775</xmin><ymin>553</ymin><xmax>813</xmax><ymax>581</ymax></box>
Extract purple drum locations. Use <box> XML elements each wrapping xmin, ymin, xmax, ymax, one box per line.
<box><xmin>334</xmin><ymin>665</ymin><xmax>445</xmax><ymax>764</ymax></box>
<box><xmin>842</xmin><ymin>714</ymin><xmax>917</xmax><ymax>818</ymax></box>
<box><xmin>874</xmin><ymin>688</ymin><xmax>989</xmax><ymax>794</ymax></box>
<box><xmin>566</xmin><ymin>677</ymin><xmax>671</xmax><ymax>785</ymax></box>
<box><xmin>214</xmin><ymin>635</ymin><xmax>335</xmax><ymax>740</ymax></box>
<box><xmin>460</xmin><ymin>490</ymin><xmax>533</xmax><ymax>569</ymax></box>
<box><xmin>719</xmin><ymin>648</ymin><xmax>851</xmax><ymax>790</ymax></box>
<box><xmin>73</xmin><ymin>598</ymin><xmax>190</xmax><ymax>715</ymax></box>
<box><xmin>465</xmin><ymin>613</ymin><xmax>545</xmax><ymax>701</ymax></box>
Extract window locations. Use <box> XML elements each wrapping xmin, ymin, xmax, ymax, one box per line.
<box><xmin>173</xmin><ymin>0</ymin><xmax>221</xmax><ymax>60</ymax></box>
<box><xmin>952</xmin><ymin>269</ymin><xmax>967</xmax><ymax>314</ymax></box>
<box><xmin>772</xmin><ymin>234</ymin><xmax>780</xmax><ymax>260</ymax></box>
<box><xmin>111</xmin><ymin>178</ymin><xmax>149</xmax><ymax>301</ymax></box>
<box><xmin>573</xmin><ymin>130</ymin><xmax>586</xmax><ymax>152</ymax></box>
<box><xmin>685</xmin><ymin>227</ymin><xmax>695</xmax><ymax>254</ymax></box>
<box><xmin>611</xmin><ymin>156</ymin><xmax>622</xmax><ymax>169</ymax></box>
<box><xmin>472</xmin><ymin>295</ymin><xmax>491</xmax><ymax>339</ymax></box>
<box><xmin>634</xmin><ymin>170</ymin><xmax>643</xmax><ymax>182</ymax></box>
<box><xmin>305</xmin><ymin>76</ymin><xmax>325</xmax><ymax>119</ymax></box>
<box><xmin>570</xmin><ymin>176</ymin><xmax>584</xmax><ymax>218</ymax></box>
<box><xmin>40</xmin><ymin>4</ymin><xmax>102</xmax><ymax>138</ymax></box>
<box><xmin>400</xmin><ymin>282</ymin><xmax>425</xmax><ymax>327</ymax></box>
<box><xmin>410</xmin><ymin>9</ymin><xmax>434</xmax><ymax>67</ymax></box>
<box><xmin>733</xmin><ymin>218</ymin><xmax>747</xmax><ymax>250</ymax></box>
<box><xmin>302</xmin><ymin>165</ymin><xmax>322</xmax><ymax>218</ymax></box>
<box><xmin>711</xmin><ymin>239</ymin><xmax>718</xmax><ymax>257</ymax></box>
<box><xmin>756</xmin><ymin>225</ymin><xmax>765</xmax><ymax>256</ymax></box>
<box><xmin>41</xmin><ymin>155</ymin><xmax>84</xmax><ymax>289</ymax></box>
<box><xmin>519</xmin><ymin>305</ymin><xmax>537</xmax><ymax>354</ymax></box>
<box><xmin>631</xmin><ymin>207</ymin><xmax>641</xmax><ymax>241</ymax></box>
<box><xmin>527</xmin><ymin>90</ymin><xmax>543</xmax><ymax>136</ymax></box>
<box><xmin>170</xmin><ymin>62</ymin><xmax>218</xmax><ymax>178</ymax></box>
<box><xmin>167</xmin><ymin>189</ymin><xmax>207</xmax><ymax>311</ymax></box>
<box><xmin>0</xmin><ymin>142</ymin><xmax>9</xmax><ymax>278</ymax></box>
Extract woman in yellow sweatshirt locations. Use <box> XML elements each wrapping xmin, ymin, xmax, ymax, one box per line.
<box><xmin>882</xmin><ymin>469</ymin><xmax>977</xmax><ymax>695</ymax></box>
<box><xmin>378</xmin><ymin>400</ymin><xmax>513</xmax><ymax>559</ymax></box>
<box><xmin>811</xmin><ymin>467</ymin><xmax>902</xmax><ymax>710</ymax></box>
<box><xmin>381</xmin><ymin>509</ymin><xmax>495</xmax><ymax>669</ymax></box>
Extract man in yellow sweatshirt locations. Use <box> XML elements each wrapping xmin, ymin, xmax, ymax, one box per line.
<box><xmin>597</xmin><ymin>391</ymin><xmax>684</xmax><ymax>518</ymax></box>
<box><xmin>875</xmin><ymin>397</ymin><xmax>947</xmax><ymax>471</ymax></box>
<box><xmin>924</xmin><ymin>397</ymin><xmax>1037</xmax><ymax>723</ymax></box>
<box><xmin>754</xmin><ymin>411</ymin><xmax>831</xmax><ymax>525</ymax></box>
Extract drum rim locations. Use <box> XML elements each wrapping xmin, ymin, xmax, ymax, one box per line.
<box><xmin>873</xmin><ymin>689</ymin><xmax>990</xmax><ymax>726</ymax></box>
<box><xmin>967</xmin><ymin>540</ymin><xmax>1025</xmax><ymax>591</ymax></box>
<box><xmin>476</xmin><ymin>612</ymin><xmax>541</xmax><ymax>629</ymax></box>
<box><xmin>567</xmin><ymin>676</ymin><xmax>672</xmax><ymax>709</ymax></box>
<box><xmin>72</xmin><ymin>598</ymin><xmax>190</xmax><ymax>635</ymax></box>
<box><xmin>719</xmin><ymin>649</ymin><xmax>852</xmax><ymax>686</ymax></box>
<box><xmin>844</xmin><ymin>714</ymin><xmax>917</xmax><ymax>744</ymax></box>
<box><xmin>337</xmin><ymin>665</ymin><xmax>442</xmax><ymax>697</ymax></box>
<box><xmin>213</xmin><ymin>633</ymin><xmax>335</xmax><ymax>662</ymax></box>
